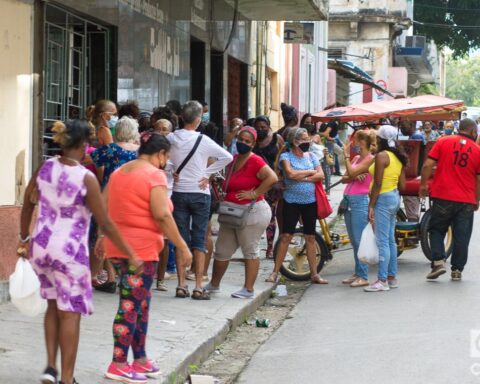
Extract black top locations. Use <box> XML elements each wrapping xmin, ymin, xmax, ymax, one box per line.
<box><xmin>254</xmin><ymin>134</ymin><xmax>279</xmax><ymax>170</ymax></box>
<box><xmin>319</xmin><ymin>122</ymin><xmax>339</xmax><ymax>138</ymax></box>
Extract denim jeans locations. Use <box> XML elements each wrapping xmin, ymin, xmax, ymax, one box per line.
<box><xmin>429</xmin><ymin>198</ymin><xmax>475</xmax><ymax>271</ymax></box>
<box><xmin>344</xmin><ymin>194</ymin><xmax>369</xmax><ymax>280</ymax></box>
<box><xmin>171</xmin><ymin>192</ymin><xmax>211</xmax><ymax>252</ymax></box>
<box><xmin>166</xmin><ymin>241</ymin><xmax>176</xmax><ymax>273</ymax></box>
<box><xmin>374</xmin><ymin>190</ymin><xmax>400</xmax><ymax>281</ymax></box>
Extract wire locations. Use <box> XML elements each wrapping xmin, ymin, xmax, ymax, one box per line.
<box><xmin>211</xmin><ymin>0</ymin><xmax>239</xmax><ymax>56</ymax></box>
<box><xmin>413</xmin><ymin>20</ymin><xmax>480</xmax><ymax>29</ymax></box>
<box><xmin>415</xmin><ymin>2</ymin><xmax>480</xmax><ymax>12</ymax></box>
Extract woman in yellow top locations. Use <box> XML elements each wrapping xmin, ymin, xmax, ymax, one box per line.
<box><xmin>365</xmin><ymin>125</ymin><xmax>407</xmax><ymax>292</ymax></box>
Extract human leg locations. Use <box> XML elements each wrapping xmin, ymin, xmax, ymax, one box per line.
<box><xmin>44</xmin><ymin>300</ymin><xmax>59</xmax><ymax>370</ymax></box>
<box><xmin>210</xmin><ymin>224</ymin><xmax>238</xmax><ymax>288</ymax></box>
<box><xmin>171</xmin><ymin>192</ymin><xmax>192</xmax><ymax>288</ymax></box>
<box><xmin>204</xmin><ymin>223</ymin><xmax>213</xmax><ymax>278</ymax></box>
<box><xmin>450</xmin><ymin>203</ymin><xmax>475</xmax><ymax>272</ymax></box>
<box><xmin>58</xmin><ymin>310</ymin><xmax>81</xmax><ymax>384</ymax></box>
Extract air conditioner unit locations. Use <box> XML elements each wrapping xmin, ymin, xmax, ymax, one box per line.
<box><xmin>405</xmin><ymin>35</ymin><xmax>426</xmax><ymax>49</ymax></box>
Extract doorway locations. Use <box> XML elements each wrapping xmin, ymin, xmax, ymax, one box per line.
<box><xmin>210</xmin><ymin>50</ymin><xmax>224</xmax><ymax>144</ymax></box>
<box><xmin>190</xmin><ymin>37</ymin><xmax>206</xmax><ymax>104</ymax></box>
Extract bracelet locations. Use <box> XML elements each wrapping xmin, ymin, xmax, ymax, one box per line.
<box><xmin>19</xmin><ymin>234</ymin><xmax>30</xmax><ymax>243</ymax></box>
<box><xmin>98</xmin><ymin>234</ymin><xmax>105</xmax><ymax>239</ymax></box>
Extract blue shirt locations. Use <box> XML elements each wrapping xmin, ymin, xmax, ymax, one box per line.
<box><xmin>279</xmin><ymin>152</ymin><xmax>320</xmax><ymax>204</ymax></box>
<box><xmin>91</xmin><ymin>143</ymin><xmax>137</xmax><ymax>188</ymax></box>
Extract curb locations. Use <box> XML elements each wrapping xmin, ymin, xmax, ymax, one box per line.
<box><xmin>162</xmin><ymin>284</ymin><xmax>275</xmax><ymax>384</ymax></box>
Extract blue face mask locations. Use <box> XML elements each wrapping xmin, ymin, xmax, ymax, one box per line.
<box><xmin>108</xmin><ymin>116</ymin><xmax>118</xmax><ymax>129</ymax></box>
<box><xmin>352</xmin><ymin>145</ymin><xmax>361</xmax><ymax>154</ymax></box>
<box><xmin>201</xmin><ymin>112</ymin><xmax>210</xmax><ymax>123</ymax></box>
<box><xmin>236</xmin><ymin>141</ymin><xmax>252</xmax><ymax>155</ymax></box>
<box><xmin>445</xmin><ymin>129</ymin><xmax>453</xmax><ymax>135</ymax></box>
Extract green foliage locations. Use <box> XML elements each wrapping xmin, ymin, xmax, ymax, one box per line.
<box><xmin>188</xmin><ymin>364</ymin><xmax>199</xmax><ymax>374</ymax></box>
<box><xmin>446</xmin><ymin>55</ymin><xmax>480</xmax><ymax>105</ymax></box>
<box><xmin>414</xmin><ymin>0</ymin><xmax>480</xmax><ymax>57</ymax></box>
<box><xmin>417</xmin><ymin>83</ymin><xmax>440</xmax><ymax>96</ymax></box>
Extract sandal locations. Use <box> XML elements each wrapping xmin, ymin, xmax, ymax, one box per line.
<box><xmin>265</xmin><ymin>272</ymin><xmax>278</xmax><ymax>283</ymax></box>
<box><xmin>154</xmin><ymin>280</ymin><xmax>168</xmax><ymax>291</ymax></box>
<box><xmin>191</xmin><ymin>288</ymin><xmax>211</xmax><ymax>300</ymax></box>
<box><xmin>311</xmin><ymin>274</ymin><xmax>328</xmax><ymax>284</ymax></box>
<box><xmin>175</xmin><ymin>285</ymin><xmax>190</xmax><ymax>298</ymax></box>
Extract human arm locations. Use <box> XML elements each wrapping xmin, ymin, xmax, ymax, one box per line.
<box><xmin>84</xmin><ymin>174</ymin><xmax>141</xmax><ymax>270</ymax></box>
<box><xmin>150</xmin><ymin>186</ymin><xmax>192</xmax><ymax>266</ymax></box>
<box><xmin>224</xmin><ymin>125</ymin><xmax>240</xmax><ymax>147</ymax></box>
<box><xmin>17</xmin><ymin>168</ymin><xmax>41</xmax><ymax>257</ymax></box>
<box><xmin>235</xmin><ymin>165</ymin><xmax>278</xmax><ymax>201</ymax></box>
<box><xmin>318</xmin><ymin>127</ymin><xmax>334</xmax><ymax>141</ymax></box>
<box><xmin>398</xmin><ymin>168</ymin><xmax>406</xmax><ymax>192</ymax></box>
<box><xmin>203</xmin><ymin>141</ymin><xmax>234</xmax><ymax>178</ymax></box>
<box><xmin>419</xmin><ymin>158</ymin><xmax>436</xmax><ymax>198</ymax></box>
<box><xmin>343</xmin><ymin>143</ymin><xmax>375</xmax><ymax>178</ymax></box>
<box><xmin>97</xmin><ymin>126</ymin><xmax>113</xmax><ymax>146</ymax></box>
<box><xmin>476</xmin><ymin>175</ymin><xmax>480</xmax><ymax>211</ymax></box>
<box><xmin>368</xmin><ymin>151</ymin><xmax>389</xmax><ymax>223</ymax></box>
<box><xmin>280</xmin><ymin>159</ymin><xmax>317</xmax><ymax>181</ymax></box>
<box><xmin>305</xmin><ymin>165</ymin><xmax>324</xmax><ymax>183</ymax></box>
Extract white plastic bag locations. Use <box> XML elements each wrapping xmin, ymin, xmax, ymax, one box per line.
<box><xmin>9</xmin><ymin>258</ymin><xmax>47</xmax><ymax>316</ymax></box>
<box><xmin>358</xmin><ymin>223</ymin><xmax>379</xmax><ymax>265</ymax></box>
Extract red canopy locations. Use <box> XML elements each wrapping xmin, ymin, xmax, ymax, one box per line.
<box><xmin>312</xmin><ymin>95</ymin><xmax>465</xmax><ymax>123</ymax></box>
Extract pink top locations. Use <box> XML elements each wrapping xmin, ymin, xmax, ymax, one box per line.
<box><xmin>344</xmin><ymin>154</ymin><xmax>373</xmax><ymax>195</ymax></box>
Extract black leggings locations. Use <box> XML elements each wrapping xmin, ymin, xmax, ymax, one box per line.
<box><xmin>282</xmin><ymin>200</ymin><xmax>317</xmax><ymax>235</ymax></box>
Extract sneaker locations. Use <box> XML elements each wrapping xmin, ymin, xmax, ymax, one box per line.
<box><xmin>426</xmin><ymin>261</ymin><xmax>446</xmax><ymax>280</ymax></box>
<box><xmin>451</xmin><ymin>270</ymin><xmax>462</xmax><ymax>281</ymax></box>
<box><xmin>186</xmin><ymin>271</ymin><xmax>196</xmax><ymax>281</ymax></box>
<box><xmin>105</xmin><ymin>362</ymin><xmax>148</xmax><ymax>383</ymax></box>
<box><xmin>231</xmin><ymin>287</ymin><xmax>254</xmax><ymax>299</ymax></box>
<box><xmin>132</xmin><ymin>359</ymin><xmax>162</xmax><ymax>378</ymax></box>
<box><xmin>364</xmin><ymin>280</ymin><xmax>390</xmax><ymax>292</ymax></box>
<box><xmin>204</xmin><ymin>282</ymin><xmax>220</xmax><ymax>293</ymax></box>
<box><xmin>40</xmin><ymin>366</ymin><xmax>57</xmax><ymax>384</ymax></box>
<box><xmin>387</xmin><ymin>277</ymin><xmax>398</xmax><ymax>289</ymax></box>
<box><xmin>154</xmin><ymin>280</ymin><xmax>168</xmax><ymax>291</ymax></box>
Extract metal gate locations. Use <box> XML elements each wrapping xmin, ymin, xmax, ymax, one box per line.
<box><xmin>43</xmin><ymin>4</ymin><xmax>111</xmax><ymax>158</ymax></box>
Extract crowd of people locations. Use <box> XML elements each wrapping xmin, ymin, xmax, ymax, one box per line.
<box><xmin>16</xmin><ymin>96</ymin><xmax>480</xmax><ymax>384</ymax></box>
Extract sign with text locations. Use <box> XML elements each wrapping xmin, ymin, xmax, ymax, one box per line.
<box><xmin>283</xmin><ymin>22</ymin><xmax>314</xmax><ymax>44</ymax></box>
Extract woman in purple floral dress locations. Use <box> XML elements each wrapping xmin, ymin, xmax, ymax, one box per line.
<box><xmin>18</xmin><ymin>119</ymin><xmax>140</xmax><ymax>384</ymax></box>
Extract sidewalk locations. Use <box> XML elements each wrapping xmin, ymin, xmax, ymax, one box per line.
<box><xmin>0</xmin><ymin>176</ymin><xmax>345</xmax><ymax>384</ymax></box>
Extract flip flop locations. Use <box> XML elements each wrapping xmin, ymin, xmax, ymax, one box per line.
<box><xmin>175</xmin><ymin>285</ymin><xmax>190</xmax><ymax>298</ymax></box>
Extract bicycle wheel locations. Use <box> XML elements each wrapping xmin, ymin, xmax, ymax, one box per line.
<box><xmin>419</xmin><ymin>209</ymin><xmax>453</xmax><ymax>261</ymax></box>
<box><xmin>396</xmin><ymin>208</ymin><xmax>408</xmax><ymax>257</ymax></box>
<box><xmin>273</xmin><ymin>228</ymin><xmax>330</xmax><ymax>281</ymax></box>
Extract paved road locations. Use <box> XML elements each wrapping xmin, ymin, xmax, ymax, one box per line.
<box><xmin>238</xmin><ymin>212</ymin><xmax>480</xmax><ymax>384</ymax></box>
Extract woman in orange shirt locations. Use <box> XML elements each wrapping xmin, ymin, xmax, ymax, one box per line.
<box><xmin>98</xmin><ymin>132</ymin><xmax>192</xmax><ymax>383</ymax></box>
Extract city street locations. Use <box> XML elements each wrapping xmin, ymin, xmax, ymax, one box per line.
<box><xmin>238</xmin><ymin>212</ymin><xmax>480</xmax><ymax>384</ymax></box>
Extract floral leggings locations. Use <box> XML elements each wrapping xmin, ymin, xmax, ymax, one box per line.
<box><xmin>111</xmin><ymin>259</ymin><xmax>156</xmax><ymax>363</ymax></box>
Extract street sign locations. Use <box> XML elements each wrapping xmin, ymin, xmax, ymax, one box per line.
<box><xmin>375</xmin><ymin>79</ymin><xmax>387</xmax><ymax>95</ymax></box>
<box><xmin>283</xmin><ymin>22</ymin><xmax>314</xmax><ymax>44</ymax></box>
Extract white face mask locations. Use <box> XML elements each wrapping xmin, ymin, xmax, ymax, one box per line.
<box><xmin>108</xmin><ymin>115</ymin><xmax>119</xmax><ymax>129</ymax></box>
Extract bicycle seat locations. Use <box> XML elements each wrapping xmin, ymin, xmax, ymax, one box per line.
<box><xmin>396</xmin><ymin>221</ymin><xmax>419</xmax><ymax>231</ymax></box>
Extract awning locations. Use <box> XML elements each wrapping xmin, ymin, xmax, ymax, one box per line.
<box><xmin>312</xmin><ymin>95</ymin><xmax>465</xmax><ymax>123</ymax></box>
<box><xmin>222</xmin><ymin>0</ymin><xmax>328</xmax><ymax>20</ymax></box>
<box><xmin>328</xmin><ymin>59</ymin><xmax>394</xmax><ymax>97</ymax></box>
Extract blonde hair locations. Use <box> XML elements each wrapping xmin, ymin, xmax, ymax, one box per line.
<box><xmin>153</xmin><ymin>119</ymin><xmax>173</xmax><ymax>134</ymax></box>
<box><xmin>51</xmin><ymin>119</ymin><xmax>93</xmax><ymax>149</ymax></box>
<box><xmin>115</xmin><ymin>116</ymin><xmax>140</xmax><ymax>143</ymax></box>
<box><xmin>51</xmin><ymin>121</ymin><xmax>68</xmax><ymax>146</ymax></box>
<box><xmin>85</xmin><ymin>99</ymin><xmax>115</xmax><ymax>126</ymax></box>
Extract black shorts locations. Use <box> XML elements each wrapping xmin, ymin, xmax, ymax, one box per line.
<box><xmin>282</xmin><ymin>200</ymin><xmax>317</xmax><ymax>235</ymax></box>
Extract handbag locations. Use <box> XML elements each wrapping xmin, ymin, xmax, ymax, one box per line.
<box><xmin>217</xmin><ymin>158</ymin><xmax>255</xmax><ymax>229</ymax></box>
<box><xmin>315</xmin><ymin>181</ymin><xmax>333</xmax><ymax>219</ymax></box>
<box><xmin>325</xmin><ymin>153</ymin><xmax>334</xmax><ymax>166</ymax></box>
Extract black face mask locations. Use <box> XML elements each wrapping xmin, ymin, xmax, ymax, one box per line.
<box><xmin>298</xmin><ymin>142</ymin><xmax>310</xmax><ymax>153</ymax></box>
<box><xmin>236</xmin><ymin>141</ymin><xmax>253</xmax><ymax>154</ymax></box>
<box><xmin>256</xmin><ymin>130</ymin><xmax>268</xmax><ymax>141</ymax></box>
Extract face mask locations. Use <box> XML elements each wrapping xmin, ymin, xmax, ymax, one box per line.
<box><xmin>236</xmin><ymin>141</ymin><xmax>252</xmax><ymax>155</ymax></box>
<box><xmin>256</xmin><ymin>130</ymin><xmax>268</xmax><ymax>141</ymax></box>
<box><xmin>201</xmin><ymin>112</ymin><xmax>210</xmax><ymax>123</ymax></box>
<box><xmin>303</xmin><ymin>124</ymin><xmax>315</xmax><ymax>133</ymax></box>
<box><xmin>108</xmin><ymin>116</ymin><xmax>118</xmax><ymax>129</ymax></box>
<box><xmin>298</xmin><ymin>142</ymin><xmax>310</xmax><ymax>152</ymax></box>
<box><xmin>352</xmin><ymin>145</ymin><xmax>360</xmax><ymax>154</ymax></box>
<box><xmin>445</xmin><ymin>129</ymin><xmax>453</xmax><ymax>135</ymax></box>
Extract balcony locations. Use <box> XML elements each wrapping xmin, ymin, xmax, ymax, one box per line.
<box><xmin>329</xmin><ymin>0</ymin><xmax>408</xmax><ymax>23</ymax></box>
<box><xmin>222</xmin><ymin>0</ymin><xmax>329</xmax><ymax>21</ymax></box>
<box><xmin>394</xmin><ymin>35</ymin><xmax>435</xmax><ymax>84</ymax></box>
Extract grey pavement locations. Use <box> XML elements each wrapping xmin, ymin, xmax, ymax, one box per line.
<box><xmin>238</xmin><ymin>211</ymin><xmax>480</xmax><ymax>384</ymax></box>
<box><xmin>0</xmin><ymin>176</ymin><xmax>345</xmax><ymax>384</ymax></box>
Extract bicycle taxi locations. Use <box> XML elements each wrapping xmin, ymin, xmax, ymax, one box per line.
<box><xmin>274</xmin><ymin>95</ymin><xmax>465</xmax><ymax>281</ymax></box>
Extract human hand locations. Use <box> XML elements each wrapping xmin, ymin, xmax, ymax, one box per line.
<box><xmin>198</xmin><ymin>177</ymin><xmax>210</xmax><ymax>190</ymax></box>
<box><xmin>419</xmin><ymin>184</ymin><xmax>429</xmax><ymax>198</ymax></box>
<box><xmin>94</xmin><ymin>237</ymin><xmax>105</xmax><ymax>260</ymax></box>
<box><xmin>236</xmin><ymin>190</ymin><xmax>257</xmax><ymax>201</ymax></box>
<box><xmin>368</xmin><ymin>207</ymin><xmax>375</xmax><ymax>226</ymax></box>
<box><xmin>128</xmin><ymin>256</ymin><xmax>144</xmax><ymax>276</ymax></box>
<box><xmin>16</xmin><ymin>240</ymin><xmax>30</xmax><ymax>259</ymax></box>
<box><xmin>177</xmin><ymin>246</ymin><xmax>193</xmax><ymax>267</ymax></box>
<box><xmin>173</xmin><ymin>172</ymin><xmax>180</xmax><ymax>183</ymax></box>
<box><xmin>343</xmin><ymin>142</ymin><xmax>350</xmax><ymax>158</ymax></box>
<box><xmin>356</xmin><ymin>174</ymin><xmax>366</xmax><ymax>182</ymax></box>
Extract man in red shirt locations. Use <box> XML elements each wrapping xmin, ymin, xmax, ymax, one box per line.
<box><xmin>420</xmin><ymin>118</ymin><xmax>480</xmax><ymax>281</ymax></box>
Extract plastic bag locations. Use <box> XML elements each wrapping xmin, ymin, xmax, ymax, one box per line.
<box><xmin>358</xmin><ymin>223</ymin><xmax>379</xmax><ymax>265</ymax></box>
<box><xmin>9</xmin><ymin>258</ymin><xmax>47</xmax><ymax>317</ymax></box>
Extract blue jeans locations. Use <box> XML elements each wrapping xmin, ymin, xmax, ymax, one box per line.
<box><xmin>171</xmin><ymin>192</ymin><xmax>211</xmax><ymax>252</ymax></box>
<box><xmin>374</xmin><ymin>190</ymin><xmax>400</xmax><ymax>281</ymax></box>
<box><xmin>429</xmin><ymin>198</ymin><xmax>475</xmax><ymax>271</ymax></box>
<box><xmin>166</xmin><ymin>241</ymin><xmax>176</xmax><ymax>273</ymax></box>
<box><xmin>344</xmin><ymin>194</ymin><xmax>369</xmax><ymax>280</ymax></box>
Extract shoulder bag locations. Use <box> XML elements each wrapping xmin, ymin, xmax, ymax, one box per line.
<box><xmin>217</xmin><ymin>158</ymin><xmax>256</xmax><ymax>229</ymax></box>
<box><xmin>175</xmin><ymin>134</ymin><xmax>203</xmax><ymax>175</ymax></box>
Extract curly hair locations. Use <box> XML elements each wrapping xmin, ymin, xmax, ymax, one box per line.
<box><xmin>51</xmin><ymin>119</ymin><xmax>93</xmax><ymax>149</ymax></box>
